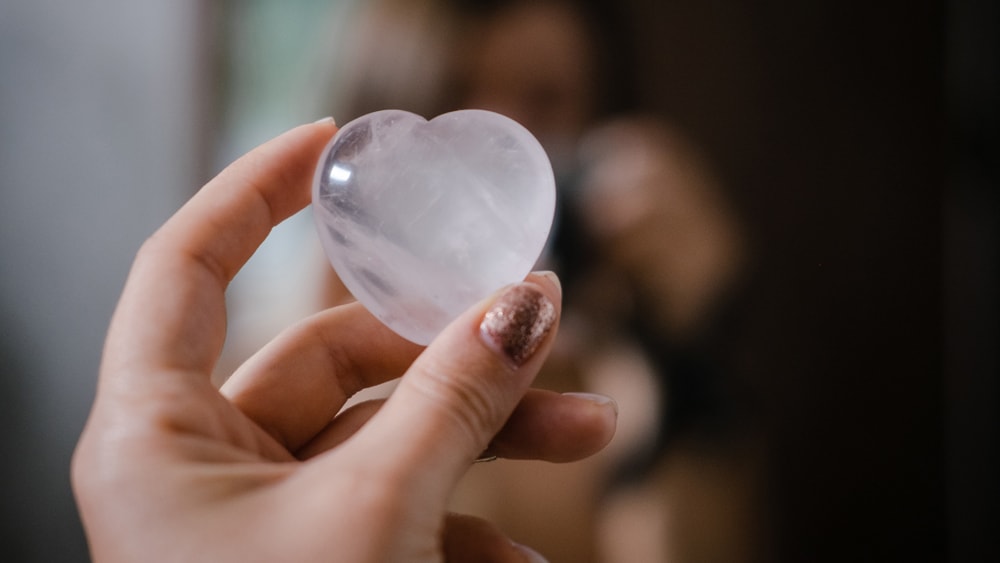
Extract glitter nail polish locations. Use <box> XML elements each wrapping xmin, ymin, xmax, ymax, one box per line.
<box><xmin>480</xmin><ymin>284</ymin><xmax>556</xmax><ymax>366</ymax></box>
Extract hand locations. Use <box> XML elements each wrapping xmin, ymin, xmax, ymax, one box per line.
<box><xmin>578</xmin><ymin>119</ymin><xmax>743</xmax><ymax>340</ymax></box>
<box><xmin>71</xmin><ymin>120</ymin><xmax>617</xmax><ymax>562</ymax></box>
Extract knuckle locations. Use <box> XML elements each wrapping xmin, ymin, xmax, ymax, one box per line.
<box><xmin>408</xmin><ymin>359</ymin><xmax>509</xmax><ymax>449</ymax></box>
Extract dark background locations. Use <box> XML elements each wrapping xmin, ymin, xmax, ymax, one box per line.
<box><xmin>619</xmin><ymin>0</ymin><xmax>995</xmax><ymax>560</ymax></box>
<box><xmin>623</xmin><ymin>0</ymin><xmax>996</xmax><ymax>560</ymax></box>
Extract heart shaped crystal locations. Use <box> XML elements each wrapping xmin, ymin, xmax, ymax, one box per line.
<box><xmin>312</xmin><ymin>109</ymin><xmax>556</xmax><ymax>345</ymax></box>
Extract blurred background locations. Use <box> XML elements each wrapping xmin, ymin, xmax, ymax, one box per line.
<box><xmin>1</xmin><ymin>0</ymin><xmax>995</xmax><ymax>561</ymax></box>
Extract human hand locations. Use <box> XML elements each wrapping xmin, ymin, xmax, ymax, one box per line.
<box><xmin>578</xmin><ymin>119</ymin><xmax>743</xmax><ymax>340</ymax></box>
<box><xmin>71</xmin><ymin>120</ymin><xmax>617</xmax><ymax>562</ymax></box>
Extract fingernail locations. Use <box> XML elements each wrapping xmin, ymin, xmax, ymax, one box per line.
<box><xmin>511</xmin><ymin>541</ymin><xmax>550</xmax><ymax>563</ymax></box>
<box><xmin>480</xmin><ymin>284</ymin><xmax>557</xmax><ymax>366</ymax></box>
<box><xmin>313</xmin><ymin>116</ymin><xmax>337</xmax><ymax>125</ymax></box>
<box><xmin>534</xmin><ymin>270</ymin><xmax>561</xmax><ymax>295</ymax></box>
<box><xmin>563</xmin><ymin>392</ymin><xmax>619</xmax><ymax>416</ymax></box>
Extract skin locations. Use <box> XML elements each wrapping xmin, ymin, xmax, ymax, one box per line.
<box><xmin>459</xmin><ymin>1</ymin><xmax>595</xmax><ymax>154</ymax></box>
<box><xmin>71</xmin><ymin>120</ymin><xmax>617</xmax><ymax>562</ymax></box>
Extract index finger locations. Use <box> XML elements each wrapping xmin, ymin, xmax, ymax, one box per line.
<box><xmin>101</xmin><ymin>120</ymin><xmax>338</xmax><ymax>382</ymax></box>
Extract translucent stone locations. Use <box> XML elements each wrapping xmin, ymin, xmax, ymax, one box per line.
<box><xmin>312</xmin><ymin>109</ymin><xmax>555</xmax><ymax>345</ymax></box>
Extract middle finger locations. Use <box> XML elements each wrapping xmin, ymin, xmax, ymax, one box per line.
<box><xmin>296</xmin><ymin>389</ymin><xmax>617</xmax><ymax>463</ymax></box>
<box><xmin>221</xmin><ymin>302</ymin><xmax>423</xmax><ymax>452</ymax></box>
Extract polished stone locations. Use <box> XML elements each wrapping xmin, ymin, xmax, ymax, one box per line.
<box><xmin>313</xmin><ymin>109</ymin><xmax>555</xmax><ymax>344</ymax></box>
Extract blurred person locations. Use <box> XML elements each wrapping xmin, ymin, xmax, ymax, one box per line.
<box><xmin>71</xmin><ymin>120</ymin><xmax>619</xmax><ymax>562</ymax></box>
<box><xmin>312</xmin><ymin>0</ymin><xmax>746</xmax><ymax>560</ymax></box>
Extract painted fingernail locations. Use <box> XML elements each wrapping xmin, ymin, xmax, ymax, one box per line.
<box><xmin>480</xmin><ymin>284</ymin><xmax>557</xmax><ymax>366</ymax></box>
<box><xmin>511</xmin><ymin>541</ymin><xmax>550</xmax><ymax>563</ymax></box>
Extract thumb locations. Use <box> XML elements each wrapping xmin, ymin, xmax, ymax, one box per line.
<box><xmin>341</xmin><ymin>271</ymin><xmax>561</xmax><ymax>496</ymax></box>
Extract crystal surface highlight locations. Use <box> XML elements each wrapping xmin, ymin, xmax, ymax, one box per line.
<box><xmin>312</xmin><ymin>109</ymin><xmax>556</xmax><ymax>345</ymax></box>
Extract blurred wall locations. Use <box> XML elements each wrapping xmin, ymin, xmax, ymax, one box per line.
<box><xmin>0</xmin><ymin>1</ymin><xmax>211</xmax><ymax>559</ymax></box>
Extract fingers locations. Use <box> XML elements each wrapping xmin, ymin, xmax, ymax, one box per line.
<box><xmin>296</xmin><ymin>399</ymin><xmax>386</xmax><ymax>459</ymax></box>
<box><xmin>221</xmin><ymin>302</ymin><xmax>423</xmax><ymax>452</ymax></box>
<box><xmin>102</xmin><ymin>120</ymin><xmax>338</xmax><ymax>381</ymax></box>
<box><xmin>335</xmin><ymin>272</ymin><xmax>563</xmax><ymax>496</ymax></box>
<box><xmin>443</xmin><ymin>514</ymin><xmax>548</xmax><ymax>563</ymax></box>
<box><xmin>296</xmin><ymin>390</ymin><xmax>617</xmax><ymax>463</ymax></box>
<box><xmin>481</xmin><ymin>390</ymin><xmax>617</xmax><ymax>462</ymax></box>
<box><xmin>222</xmin><ymin>272</ymin><xmax>615</xmax><ymax>465</ymax></box>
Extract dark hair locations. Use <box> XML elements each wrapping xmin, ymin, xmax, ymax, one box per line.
<box><xmin>443</xmin><ymin>0</ymin><xmax>640</xmax><ymax>119</ymax></box>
